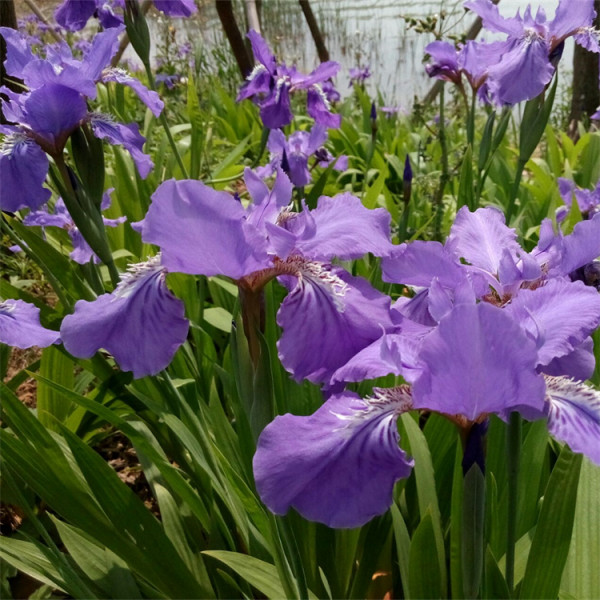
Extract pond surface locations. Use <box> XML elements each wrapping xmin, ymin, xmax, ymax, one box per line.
<box><xmin>24</xmin><ymin>0</ymin><xmax>575</xmax><ymax>106</ymax></box>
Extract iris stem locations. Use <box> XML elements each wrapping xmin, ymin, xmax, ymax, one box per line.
<box><xmin>433</xmin><ymin>84</ymin><xmax>449</xmax><ymax>242</ymax></box>
<box><xmin>143</xmin><ymin>64</ymin><xmax>189</xmax><ymax>179</ymax></box>
<box><xmin>506</xmin><ymin>411</ymin><xmax>522</xmax><ymax>596</ymax></box>
<box><xmin>505</xmin><ymin>158</ymin><xmax>526</xmax><ymax>224</ymax></box>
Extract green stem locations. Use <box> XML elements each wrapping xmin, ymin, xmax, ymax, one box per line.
<box><xmin>506</xmin><ymin>411</ymin><xmax>522</xmax><ymax>596</ymax></box>
<box><xmin>505</xmin><ymin>158</ymin><xmax>527</xmax><ymax>223</ymax></box>
<box><xmin>433</xmin><ymin>84</ymin><xmax>449</xmax><ymax>241</ymax></box>
<box><xmin>144</xmin><ymin>63</ymin><xmax>189</xmax><ymax>178</ymax></box>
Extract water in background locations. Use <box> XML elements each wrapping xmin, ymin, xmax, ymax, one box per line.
<box><xmin>147</xmin><ymin>0</ymin><xmax>574</xmax><ymax>107</ymax></box>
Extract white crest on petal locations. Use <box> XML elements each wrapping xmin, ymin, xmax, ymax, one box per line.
<box><xmin>0</xmin><ymin>132</ymin><xmax>31</xmax><ymax>157</ymax></box>
<box><xmin>114</xmin><ymin>253</ymin><xmax>165</xmax><ymax>299</ymax></box>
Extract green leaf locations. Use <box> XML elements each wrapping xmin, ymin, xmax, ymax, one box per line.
<box><xmin>484</xmin><ymin>546</ymin><xmax>510</xmax><ymax>599</ymax></box>
<box><xmin>362</xmin><ymin>168</ymin><xmax>387</xmax><ymax>209</ymax></box>
<box><xmin>457</xmin><ymin>145</ymin><xmax>474</xmax><ymax>211</ymax></box>
<box><xmin>461</xmin><ymin>464</ymin><xmax>485</xmax><ymax>599</ymax></box>
<box><xmin>408</xmin><ymin>509</ymin><xmax>444</xmax><ymax>599</ymax></box>
<box><xmin>203</xmin><ymin>551</ymin><xmax>317</xmax><ymax>600</ymax></box>
<box><xmin>391</xmin><ymin>505</ymin><xmax>411</xmax><ymax>598</ymax></box>
<box><xmin>37</xmin><ymin>346</ymin><xmax>75</xmax><ymax>431</ymax></box>
<box><xmin>478</xmin><ymin>112</ymin><xmax>496</xmax><ymax>173</ymax></box>
<box><xmin>560</xmin><ymin>458</ymin><xmax>600</xmax><ymax>599</ymax></box>
<box><xmin>520</xmin><ymin>447</ymin><xmax>582</xmax><ymax>599</ymax></box>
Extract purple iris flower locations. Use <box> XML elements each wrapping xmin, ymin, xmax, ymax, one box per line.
<box><xmin>237</xmin><ymin>30</ymin><xmax>341</xmax><ymax>129</ymax></box>
<box><xmin>0</xmin><ymin>299</ymin><xmax>60</xmax><ymax>349</ymax></box>
<box><xmin>424</xmin><ymin>41</ymin><xmax>462</xmax><ymax>84</ymax></box>
<box><xmin>463</xmin><ymin>0</ymin><xmax>600</xmax><ymax>104</ymax></box>
<box><xmin>60</xmin><ymin>254</ymin><xmax>189</xmax><ymax>378</ymax></box>
<box><xmin>140</xmin><ymin>167</ymin><xmax>395</xmax><ymax>383</ymax></box>
<box><xmin>349</xmin><ymin>65</ymin><xmax>371</xmax><ymax>86</ymax></box>
<box><xmin>54</xmin><ymin>0</ymin><xmax>196</xmax><ymax>31</ymax></box>
<box><xmin>21</xmin><ymin>191</ymin><xmax>126</xmax><ymax>264</ymax></box>
<box><xmin>0</xmin><ymin>27</ymin><xmax>161</xmax><ymax>211</ymax></box>
<box><xmin>253</xmin><ymin>206</ymin><xmax>600</xmax><ymax>528</ymax></box>
<box><xmin>256</xmin><ymin>125</ymin><xmax>348</xmax><ymax>186</ymax></box>
<box><xmin>556</xmin><ymin>177</ymin><xmax>600</xmax><ymax>222</ymax></box>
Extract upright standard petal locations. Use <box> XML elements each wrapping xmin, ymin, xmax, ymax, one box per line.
<box><xmin>446</xmin><ymin>206</ymin><xmax>521</xmax><ymax>274</ymax></box>
<box><xmin>0</xmin><ymin>135</ymin><xmax>51</xmax><ymax>212</ymax></box>
<box><xmin>276</xmin><ymin>262</ymin><xmax>394</xmax><ymax>383</ymax></box>
<box><xmin>463</xmin><ymin>0</ymin><xmax>524</xmax><ymax>36</ymax></box>
<box><xmin>505</xmin><ymin>279</ymin><xmax>600</xmax><ymax>366</ymax></box>
<box><xmin>544</xmin><ymin>375</ymin><xmax>600</xmax><ymax>465</ymax></box>
<box><xmin>142</xmin><ymin>179</ymin><xmax>269</xmax><ymax>278</ymax></box>
<box><xmin>0</xmin><ymin>27</ymin><xmax>35</xmax><ymax>75</ymax></box>
<box><xmin>0</xmin><ymin>299</ymin><xmax>59</xmax><ymax>348</ymax></box>
<box><xmin>289</xmin><ymin>193</ymin><xmax>394</xmax><ymax>261</ymax></box>
<box><xmin>253</xmin><ymin>389</ymin><xmax>414</xmax><ymax>528</ymax></box>
<box><xmin>412</xmin><ymin>303</ymin><xmax>546</xmax><ymax>420</ymax></box>
<box><xmin>54</xmin><ymin>0</ymin><xmax>97</xmax><ymax>30</ymax></box>
<box><xmin>60</xmin><ymin>256</ymin><xmax>189</xmax><ymax>378</ymax></box>
<box><xmin>549</xmin><ymin>0</ymin><xmax>596</xmax><ymax>43</ymax></box>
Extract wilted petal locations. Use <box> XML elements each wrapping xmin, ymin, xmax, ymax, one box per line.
<box><xmin>60</xmin><ymin>256</ymin><xmax>189</xmax><ymax>378</ymax></box>
<box><xmin>290</xmin><ymin>193</ymin><xmax>394</xmax><ymax>261</ymax></box>
<box><xmin>0</xmin><ymin>135</ymin><xmax>51</xmax><ymax>212</ymax></box>
<box><xmin>253</xmin><ymin>389</ymin><xmax>414</xmax><ymax>528</ymax></box>
<box><xmin>544</xmin><ymin>375</ymin><xmax>600</xmax><ymax>465</ymax></box>
<box><xmin>277</xmin><ymin>261</ymin><xmax>394</xmax><ymax>383</ymax></box>
<box><xmin>54</xmin><ymin>0</ymin><xmax>96</xmax><ymax>30</ymax></box>
<box><xmin>505</xmin><ymin>279</ymin><xmax>600</xmax><ymax>366</ymax></box>
<box><xmin>0</xmin><ymin>299</ymin><xmax>59</xmax><ymax>348</ymax></box>
<box><xmin>412</xmin><ymin>303</ymin><xmax>546</xmax><ymax>420</ymax></box>
<box><xmin>153</xmin><ymin>0</ymin><xmax>197</xmax><ymax>17</ymax></box>
<box><xmin>102</xmin><ymin>68</ymin><xmax>164</xmax><ymax>117</ymax></box>
<box><xmin>142</xmin><ymin>178</ymin><xmax>269</xmax><ymax>278</ymax></box>
<box><xmin>447</xmin><ymin>206</ymin><xmax>521</xmax><ymax>274</ymax></box>
<box><xmin>89</xmin><ymin>115</ymin><xmax>153</xmax><ymax>178</ymax></box>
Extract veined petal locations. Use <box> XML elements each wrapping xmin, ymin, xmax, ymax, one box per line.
<box><xmin>0</xmin><ymin>299</ymin><xmax>59</xmax><ymax>348</ymax></box>
<box><xmin>463</xmin><ymin>0</ymin><xmax>525</xmax><ymax>36</ymax></box>
<box><xmin>253</xmin><ymin>388</ymin><xmax>414</xmax><ymax>528</ymax></box>
<box><xmin>247</xmin><ymin>30</ymin><xmax>277</xmax><ymax>74</ymax></box>
<box><xmin>60</xmin><ymin>255</ymin><xmax>189</xmax><ymax>378</ymax></box>
<box><xmin>505</xmin><ymin>279</ymin><xmax>600</xmax><ymax>366</ymax></box>
<box><xmin>306</xmin><ymin>86</ymin><xmax>341</xmax><ymax>128</ymax></box>
<box><xmin>290</xmin><ymin>193</ymin><xmax>394</xmax><ymax>261</ymax></box>
<box><xmin>447</xmin><ymin>206</ymin><xmax>521</xmax><ymax>274</ymax></box>
<box><xmin>550</xmin><ymin>0</ymin><xmax>596</xmax><ymax>42</ymax></box>
<box><xmin>382</xmin><ymin>241</ymin><xmax>464</xmax><ymax>287</ymax></box>
<box><xmin>79</xmin><ymin>26</ymin><xmax>123</xmax><ymax>83</ymax></box>
<box><xmin>486</xmin><ymin>36</ymin><xmax>554</xmax><ymax>105</ymax></box>
<box><xmin>276</xmin><ymin>261</ymin><xmax>394</xmax><ymax>383</ymax></box>
<box><xmin>412</xmin><ymin>303</ymin><xmax>546</xmax><ymax>420</ymax></box>
<box><xmin>0</xmin><ymin>135</ymin><xmax>51</xmax><ymax>212</ymax></box>
<box><xmin>142</xmin><ymin>178</ymin><xmax>269</xmax><ymax>278</ymax></box>
<box><xmin>561</xmin><ymin>213</ymin><xmax>600</xmax><ymax>274</ymax></box>
<box><xmin>260</xmin><ymin>81</ymin><xmax>293</xmax><ymax>129</ymax></box>
<box><xmin>245</xmin><ymin>167</ymin><xmax>292</xmax><ymax>231</ymax></box>
<box><xmin>544</xmin><ymin>375</ymin><xmax>600</xmax><ymax>465</ymax></box>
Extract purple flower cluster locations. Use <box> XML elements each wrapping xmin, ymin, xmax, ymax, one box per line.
<box><xmin>0</xmin><ymin>26</ymin><xmax>161</xmax><ymax>212</ymax></box>
<box><xmin>237</xmin><ymin>31</ymin><xmax>341</xmax><ymax>129</ymax></box>
<box><xmin>253</xmin><ymin>206</ymin><xmax>600</xmax><ymax>528</ymax></box>
<box><xmin>425</xmin><ymin>0</ymin><xmax>600</xmax><ymax>104</ymax></box>
<box><xmin>54</xmin><ymin>0</ymin><xmax>197</xmax><ymax>32</ymax></box>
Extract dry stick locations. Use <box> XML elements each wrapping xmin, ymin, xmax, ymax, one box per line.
<box><xmin>22</xmin><ymin>0</ymin><xmax>63</xmax><ymax>42</ymax></box>
<box><xmin>216</xmin><ymin>0</ymin><xmax>253</xmax><ymax>77</ymax></box>
<box><xmin>421</xmin><ymin>0</ymin><xmax>501</xmax><ymax>106</ymax></box>
<box><xmin>299</xmin><ymin>0</ymin><xmax>329</xmax><ymax>63</ymax></box>
<box><xmin>244</xmin><ymin>0</ymin><xmax>261</xmax><ymax>34</ymax></box>
<box><xmin>110</xmin><ymin>0</ymin><xmax>153</xmax><ymax>67</ymax></box>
